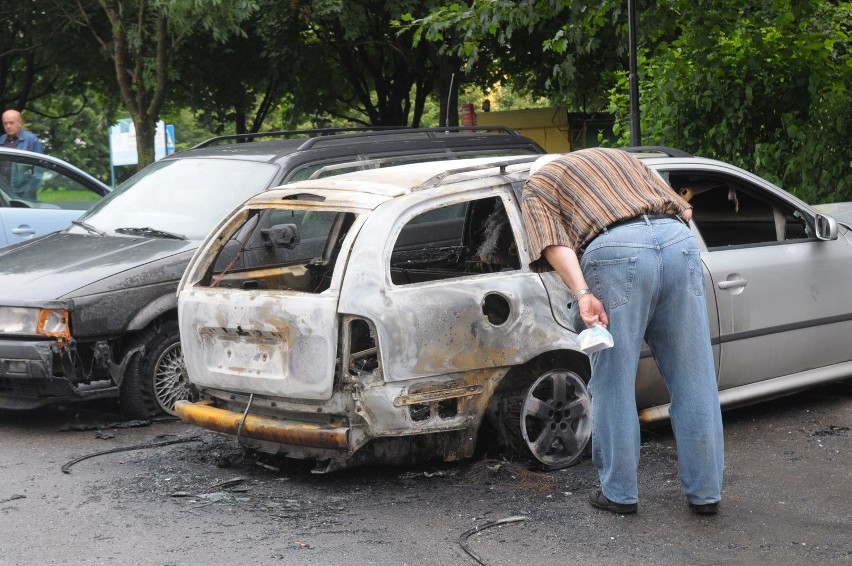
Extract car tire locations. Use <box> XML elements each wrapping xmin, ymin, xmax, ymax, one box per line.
<box><xmin>493</xmin><ymin>368</ymin><xmax>592</xmax><ymax>469</ymax></box>
<box><xmin>119</xmin><ymin>320</ymin><xmax>194</xmax><ymax>419</ymax></box>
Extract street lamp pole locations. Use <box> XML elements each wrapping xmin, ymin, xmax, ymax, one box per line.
<box><xmin>628</xmin><ymin>0</ymin><xmax>641</xmax><ymax>145</ymax></box>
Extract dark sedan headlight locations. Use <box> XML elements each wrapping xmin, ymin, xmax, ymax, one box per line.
<box><xmin>0</xmin><ymin>307</ymin><xmax>70</xmax><ymax>340</ymax></box>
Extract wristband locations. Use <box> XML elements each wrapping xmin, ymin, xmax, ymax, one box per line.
<box><xmin>573</xmin><ymin>288</ymin><xmax>594</xmax><ymax>302</ymax></box>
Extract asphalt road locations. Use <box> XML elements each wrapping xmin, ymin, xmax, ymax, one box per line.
<box><xmin>1</xmin><ymin>382</ymin><xmax>850</xmax><ymax>566</ymax></box>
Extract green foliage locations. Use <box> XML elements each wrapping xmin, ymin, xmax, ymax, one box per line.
<box><xmin>5</xmin><ymin>0</ymin><xmax>847</xmax><ymax>205</ymax></box>
<box><xmin>256</xmin><ymin>0</ymin><xmax>451</xmax><ymax>127</ymax></box>
<box><xmin>64</xmin><ymin>0</ymin><xmax>261</xmax><ymax>169</ymax></box>
<box><xmin>610</xmin><ymin>0</ymin><xmax>851</xmax><ymax>203</ymax></box>
<box><xmin>403</xmin><ymin>0</ymin><xmax>625</xmax><ymax>111</ymax></box>
<box><xmin>25</xmin><ymin>96</ymin><xmax>113</xmax><ymax>184</ymax></box>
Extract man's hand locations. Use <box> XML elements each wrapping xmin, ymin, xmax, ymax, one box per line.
<box><xmin>578</xmin><ymin>293</ymin><xmax>608</xmax><ymax>328</ymax></box>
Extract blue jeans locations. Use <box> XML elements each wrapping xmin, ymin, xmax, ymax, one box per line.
<box><xmin>580</xmin><ymin>216</ymin><xmax>724</xmax><ymax>505</ymax></box>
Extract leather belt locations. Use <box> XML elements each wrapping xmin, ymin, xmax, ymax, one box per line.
<box><xmin>607</xmin><ymin>213</ymin><xmax>683</xmax><ymax>231</ymax></box>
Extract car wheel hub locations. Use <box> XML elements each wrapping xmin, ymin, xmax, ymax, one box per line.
<box><xmin>153</xmin><ymin>343</ymin><xmax>191</xmax><ymax>415</ymax></box>
<box><xmin>520</xmin><ymin>370</ymin><xmax>591</xmax><ymax>468</ymax></box>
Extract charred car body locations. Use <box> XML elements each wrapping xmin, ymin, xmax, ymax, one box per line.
<box><xmin>0</xmin><ymin>128</ymin><xmax>544</xmax><ymax>417</ymax></box>
<box><xmin>174</xmin><ymin>151</ymin><xmax>852</xmax><ymax>472</ymax></box>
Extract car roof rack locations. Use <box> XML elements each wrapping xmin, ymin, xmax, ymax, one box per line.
<box><xmin>308</xmin><ymin>155</ymin><xmax>437</xmax><ymax>180</ymax></box>
<box><xmin>192</xmin><ymin>126</ymin><xmax>523</xmax><ymax>150</ymax></box>
<box><xmin>413</xmin><ymin>155</ymin><xmax>540</xmax><ymax>191</ymax></box>
<box><xmin>306</xmin><ymin>149</ymin><xmax>533</xmax><ymax>180</ymax></box>
<box><xmin>621</xmin><ymin>146</ymin><xmax>693</xmax><ymax>158</ymax></box>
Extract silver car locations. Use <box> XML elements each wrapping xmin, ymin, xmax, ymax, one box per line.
<box><xmin>174</xmin><ymin>150</ymin><xmax>852</xmax><ymax>472</ymax></box>
<box><xmin>0</xmin><ymin>147</ymin><xmax>109</xmax><ymax>247</ymax></box>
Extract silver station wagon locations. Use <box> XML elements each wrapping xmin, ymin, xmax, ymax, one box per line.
<box><xmin>175</xmin><ymin>149</ymin><xmax>852</xmax><ymax>472</ymax></box>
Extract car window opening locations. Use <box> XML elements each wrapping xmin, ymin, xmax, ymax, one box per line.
<box><xmin>204</xmin><ymin>208</ymin><xmax>357</xmax><ymax>293</ymax></box>
<box><xmin>390</xmin><ymin>196</ymin><xmax>521</xmax><ymax>285</ymax></box>
<box><xmin>670</xmin><ymin>173</ymin><xmax>811</xmax><ymax>248</ymax></box>
<box><xmin>0</xmin><ymin>156</ymin><xmax>103</xmax><ymax>210</ymax></box>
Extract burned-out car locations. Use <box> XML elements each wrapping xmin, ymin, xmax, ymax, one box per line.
<box><xmin>0</xmin><ymin>128</ymin><xmax>543</xmax><ymax>417</ymax></box>
<box><xmin>175</xmin><ymin>150</ymin><xmax>852</xmax><ymax>471</ymax></box>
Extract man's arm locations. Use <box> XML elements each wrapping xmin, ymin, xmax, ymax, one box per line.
<box><xmin>542</xmin><ymin>245</ymin><xmax>608</xmax><ymax>328</ymax></box>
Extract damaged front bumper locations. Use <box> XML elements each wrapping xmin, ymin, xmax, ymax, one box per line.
<box><xmin>0</xmin><ymin>338</ymin><xmax>116</xmax><ymax>410</ymax></box>
<box><xmin>0</xmin><ymin>338</ymin><xmax>72</xmax><ymax>409</ymax></box>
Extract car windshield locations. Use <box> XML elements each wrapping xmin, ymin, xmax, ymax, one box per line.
<box><xmin>71</xmin><ymin>158</ymin><xmax>278</xmax><ymax>239</ymax></box>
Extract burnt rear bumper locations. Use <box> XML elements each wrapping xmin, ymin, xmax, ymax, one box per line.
<box><xmin>175</xmin><ymin>400</ymin><xmax>350</xmax><ymax>450</ymax></box>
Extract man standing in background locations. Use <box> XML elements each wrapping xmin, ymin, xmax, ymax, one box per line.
<box><xmin>1</xmin><ymin>109</ymin><xmax>44</xmax><ymax>200</ymax></box>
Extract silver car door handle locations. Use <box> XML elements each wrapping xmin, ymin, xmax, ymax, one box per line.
<box><xmin>718</xmin><ymin>279</ymin><xmax>747</xmax><ymax>290</ymax></box>
<box><xmin>11</xmin><ymin>225</ymin><xmax>35</xmax><ymax>236</ymax></box>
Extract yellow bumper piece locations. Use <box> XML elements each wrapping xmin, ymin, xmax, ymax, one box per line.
<box><xmin>175</xmin><ymin>400</ymin><xmax>349</xmax><ymax>450</ymax></box>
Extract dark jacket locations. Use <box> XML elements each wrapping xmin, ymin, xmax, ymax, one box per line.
<box><xmin>0</xmin><ymin>129</ymin><xmax>43</xmax><ymax>153</ymax></box>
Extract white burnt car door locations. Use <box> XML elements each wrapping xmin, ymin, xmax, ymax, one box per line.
<box><xmin>338</xmin><ymin>185</ymin><xmax>571</xmax><ymax>386</ymax></box>
<box><xmin>178</xmin><ymin>192</ymin><xmax>375</xmax><ymax>401</ymax></box>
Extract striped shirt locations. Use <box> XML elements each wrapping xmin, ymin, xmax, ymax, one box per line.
<box><xmin>521</xmin><ymin>148</ymin><xmax>690</xmax><ymax>269</ymax></box>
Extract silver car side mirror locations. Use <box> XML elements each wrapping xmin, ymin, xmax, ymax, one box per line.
<box><xmin>815</xmin><ymin>213</ymin><xmax>838</xmax><ymax>241</ymax></box>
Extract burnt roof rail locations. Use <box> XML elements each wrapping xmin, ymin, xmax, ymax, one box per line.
<box><xmin>413</xmin><ymin>156</ymin><xmax>540</xmax><ymax>191</ymax></box>
<box><xmin>193</xmin><ymin>126</ymin><xmax>523</xmax><ymax>150</ymax></box>
<box><xmin>411</xmin><ymin>147</ymin><xmax>692</xmax><ymax>190</ymax></box>
<box><xmin>306</xmin><ymin>150</ymin><xmax>536</xmax><ymax>181</ymax></box>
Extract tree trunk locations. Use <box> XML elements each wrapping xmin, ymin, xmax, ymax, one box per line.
<box><xmin>133</xmin><ymin>116</ymin><xmax>156</xmax><ymax>169</ymax></box>
<box><xmin>98</xmin><ymin>0</ymin><xmax>168</xmax><ymax>171</ymax></box>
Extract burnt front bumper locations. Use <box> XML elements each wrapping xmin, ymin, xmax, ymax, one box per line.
<box><xmin>0</xmin><ymin>338</ymin><xmax>117</xmax><ymax>410</ymax></box>
<box><xmin>0</xmin><ymin>338</ymin><xmax>69</xmax><ymax>410</ymax></box>
<box><xmin>175</xmin><ymin>400</ymin><xmax>350</xmax><ymax>450</ymax></box>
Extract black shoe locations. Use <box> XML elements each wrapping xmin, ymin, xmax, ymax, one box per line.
<box><xmin>689</xmin><ymin>501</ymin><xmax>720</xmax><ymax>515</ymax></box>
<box><xmin>588</xmin><ymin>489</ymin><xmax>638</xmax><ymax>514</ymax></box>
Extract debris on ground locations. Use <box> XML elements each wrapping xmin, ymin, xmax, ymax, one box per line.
<box><xmin>810</xmin><ymin>425</ymin><xmax>850</xmax><ymax>437</ymax></box>
<box><xmin>1</xmin><ymin>494</ymin><xmax>26</xmax><ymax>504</ymax></box>
<box><xmin>459</xmin><ymin>516</ymin><xmax>527</xmax><ymax>566</ymax></box>
<box><xmin>58</xmin><ymin>419</ymin><xmax>152</xmax><ymax>432</ymax></box>
<box><xmin>202</xmin><ymin>477</ymin><xmax>245</xmax><ymax>492</ymax></box>
<box><xmin>465</xmin><ymin>459</ymin><xmax>556</xmax><ymax>494</ymax></box>
<box><xmin>61</xmin><ymin>434</ymin><xmax>203</xmax><ymax>474</ymax></box>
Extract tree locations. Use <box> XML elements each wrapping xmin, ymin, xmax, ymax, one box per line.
<box><xmin>257</xmin><ymin>0</ymin><xmax>459</xmax><ymax>127</ymax></box>
<box><xmin>63</xmin><ymin>0</ymin><xmax>259</xmax><ymax>169</ymax></box>
<box><xmin>404</xmin><ymin>0</ymin><xmax>630</xmax><ymax>112</ymax></box>
<box><xmin>410</xmin><ymin>0</ymin><xmax>851</xmax><ymax>201</ymax></box>
<box><xmin>173</xmin><ymin>11</ymin><xmax>285</xmax><ymax>135</ymax></box>
<box><xmin>619</xmin><ymin>0</ymin><xmax>852</xmax><ymax>202</ymax></box>
<box><xmin>26</xmin><ymin>93</ymin><xmax>113</xmax><ymax>182</ymax></box>
<box><xmin>1</xmin><ymin>1</ymin><xmax>110</xmax><ymax>117</ymax></box>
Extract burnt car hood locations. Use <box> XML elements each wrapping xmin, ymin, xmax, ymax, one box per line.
<box><xmin>0</xmin><ymin>232</ymin><xmax>198</xmax><ymax>303</ymax></box>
